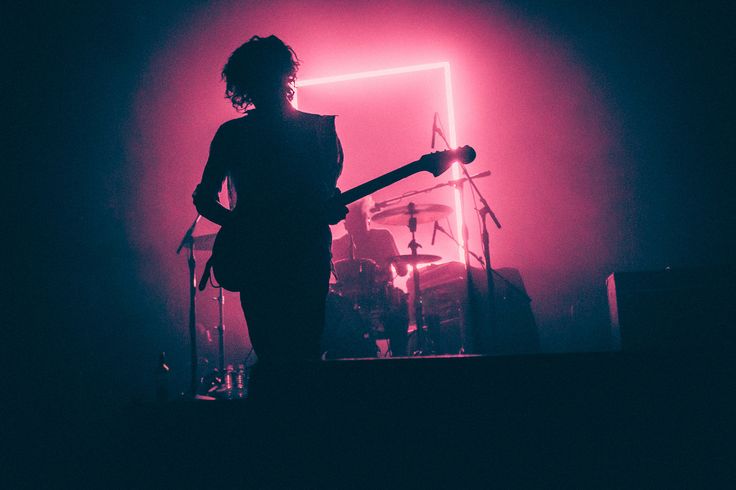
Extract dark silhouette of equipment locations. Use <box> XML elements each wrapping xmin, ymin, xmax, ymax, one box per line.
<box><xmin>607</xmin><ymin>267</ymin><xmax>736</xmax><ymax>353</ymax></box>
<box><xmin>409</xmin><ymin>262</ymin><xmax>538</xmax><ymax>355</ymax></box>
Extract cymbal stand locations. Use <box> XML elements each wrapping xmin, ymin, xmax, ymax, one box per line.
<box><xmin>200</xmin><ymin>286</ymin><xmax>228</xmax><ymax>397</ymax></box>
<box><xmin>406</xmin><ymin>203</ymin><xmax>433</xmax><ymax>355</ymax></box>
<box><xmin>214</xmin><ymin>286</ymin><xmax>225</xmax><ymax>375</ymax></box>
<box><xmin>176</xmin><ymin>214</ymin><xmax>201</xmax><ymax>398</ymax></box>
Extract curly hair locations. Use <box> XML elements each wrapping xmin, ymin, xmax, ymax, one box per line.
<box><xmin>221</xmin><ymin>35</ymin><xmax>300</xmax><ymax>111</ymax></box>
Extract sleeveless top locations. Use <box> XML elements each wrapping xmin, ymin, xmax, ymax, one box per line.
<box><xmin>197</xmin><ymin>110</ymin><xmax>343</xmax><ymax>263</ymax></box>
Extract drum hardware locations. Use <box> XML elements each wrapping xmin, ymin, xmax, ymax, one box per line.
<box><xmin>371</xmin><ymin>203</ymin><xmax>452</xmax><ymax>226</ymax></box>
<box><xmin>367</xmin><ymin>171</ymin><xmax>494</xmax><ymax>355</ymax></box>
<box><xmin>326</xmin><ymin>240</ymin><xmax>413</xmax><ymax>358</ymax></box>
<box><xmin>332</xmin><ymin>258</ymin><xmax>380</xmax><ymax>306</ymax></box>
<box><xmin>177</xmin><ymin>218</ymin><xmax>229</xmax><ymax>397</ymax></box>
<box><xmin>405</xmin><ymin>202</ymin><xmax>432</xmax><ymax>355</ymax></box>
<box><xmin>430</xmin><ymin>112</ymin><xmax>504</xmax><ymax>353</ymax></box>
<box><xmin>203</xmin><ymin>273</ymin><xmax>230</xmax><ymax>395</ymax></box>
<box><xmin>375</xmin><ymin>202</ymin><xmax>447</xmax><ymax>355</ymax></box>
<box><xmin>370</xmin><ymin>171</ymin><xmax>491</xmax><ymax>213</ymax></box>
<box><xmin>214</xmin><ymin>284</ymin><xmax>226</xmax><ymax>375</ymax></box>
<box><xmin>431</xmin><ymin>222</ymin><xmax>485</xmax><ymax>268</ymax></box>
<box><xmin>389</xmin><ymin>254</ymin><xmax>443</xmax><ymax>266</ymax></box>
<box><xmin>325</xmin><ymin>256</ymin><xmax>409</xmax><ymax>358</ymax></box>
<box><xmin>176</xmin><ymin>214</ymin><xmax>203</xmax><ymax>398</ymax></box>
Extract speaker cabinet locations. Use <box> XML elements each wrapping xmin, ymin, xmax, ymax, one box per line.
<box><xmin>607</xmin><ymin>267</ymin><xmax>735</xmax><ymax>352</ymax></box>
<box><xmin>410</xmin><ymin>262</ymin><xmax>538</xmax><ymax>355</ymax></box>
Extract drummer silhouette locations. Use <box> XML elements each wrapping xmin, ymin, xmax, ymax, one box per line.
<box><xmin>332</xmin><ymin>198</ymin><xmax>406</xmax><ymax>275</ymax></box>
<box><xmin>331</xmin><ymin>198</ymin><xmax>409</xmax><ymax>356</ymax></box>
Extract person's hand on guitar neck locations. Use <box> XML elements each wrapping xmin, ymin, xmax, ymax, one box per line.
<box><xmin>324</xmin><ymin>187</ymin><xmax>349</xmax><ymax>225</ymax></box>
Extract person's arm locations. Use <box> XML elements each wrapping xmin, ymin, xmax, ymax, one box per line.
<box><xmin>334</xmin><ymin>135</ymin><xmax>344</xmax><ymax>182</ymax></box>
<box><xmin>324</xmin><ymin>128</ymin><xmax>348</xmax><ymax>224</ymax></box>
<box><xmin>331</xmin><ymin>234</ymin><xmax>348</xmax><ymax>261</ymax></box>
<box><xmin>375</xmin><ymin>229</ymin><xmax>408</xmax><ymax>276</ymax></box>
<box><xmin>193</xmin><ymin>125</ymin><xmax>233</xmax><ymax>227</ymax></box>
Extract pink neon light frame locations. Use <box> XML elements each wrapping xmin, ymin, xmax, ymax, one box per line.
<box><xmin>293</xmin><ymin>62</ymin><xmax>465</xmax><ymax>262</ymax></box>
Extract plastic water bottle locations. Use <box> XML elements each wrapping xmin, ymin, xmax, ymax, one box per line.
<box><xmin>224</xmin><ymin>364</ymin><xmax>234</xmax><ymax>399</ymax></box>
<box><xmin>235</xmin><ymin>363</ymin><xmax>249</xmax><ymax>399</ymax></box>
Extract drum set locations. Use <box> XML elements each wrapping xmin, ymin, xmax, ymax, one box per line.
<box><xmin>322</xmin><ymin>201</ymin><xmax>453</xmax><ymax>358</ymax></box>
<box><xmin>179</xmin><ymin>164</ymin><xmax>507</xmax><ymax>401</ymax></box>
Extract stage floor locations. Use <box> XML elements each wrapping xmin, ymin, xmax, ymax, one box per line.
<box><xmin>36</xmin><ymin>351</ymin><xmax>734</xmax><ymax>488</ymax></box>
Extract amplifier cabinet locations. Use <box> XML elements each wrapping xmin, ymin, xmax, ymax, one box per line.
<box><xmin>607</xmin><ymin>267</ymin><xmax>735</xmax><ymax>352</ymax></box>
<box><xmin>409</xmin><ymin>262</ymin><xmax>538</xmax><ymax>355</ymax></box>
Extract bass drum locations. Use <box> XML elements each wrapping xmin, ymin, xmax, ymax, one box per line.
<box><xmin>321</xmin><ymin>292</ymin><xmax>378</xmax><ymax>360</ymax></box>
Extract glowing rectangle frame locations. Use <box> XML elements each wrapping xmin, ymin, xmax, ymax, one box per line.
<box><xmin>293</xmin><ymin>62</ymin><xmax>465</xmax><ymax>261</ymax></box>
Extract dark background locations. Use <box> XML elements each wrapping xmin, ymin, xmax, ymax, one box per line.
<box><xmin>7</xmin><ymin>1</ymin><xmax>734</xmax><ymax>407</ymax></box>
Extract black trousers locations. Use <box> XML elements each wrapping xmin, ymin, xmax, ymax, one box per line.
<box><xmin>239</xmin><ymin>255</ymin><xmax>331</xmax><ymax>363</ymax></box>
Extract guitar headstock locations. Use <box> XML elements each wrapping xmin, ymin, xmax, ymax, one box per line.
<box><xmin>419</xmin><ymin>145</ymin><xmax>476</xmax><ymax>177</ymax></box>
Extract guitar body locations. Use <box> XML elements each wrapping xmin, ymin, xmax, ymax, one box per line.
<box><xmin>209</xmin><ymin>223</ymin><xmax>243</xmax><ymax>292</ymax></box>
<box><xmin>201</xmin><ymin>146</ymin><xmax>476</xmax><ymax>292</ymax></box>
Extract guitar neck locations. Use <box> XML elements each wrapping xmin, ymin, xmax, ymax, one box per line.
<box><xmin>338</xmin><ymin>160</ymin><xmax>422</xmax><ymax>206</ymax></box>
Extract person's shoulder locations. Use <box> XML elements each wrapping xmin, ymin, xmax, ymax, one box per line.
<box><xmin>295</xmin><ymin>110</ymin><xmax>335</xmax><ymax>119</ymax></box>
<box><xmin>219</xmin><ymin>113</ymin><xmax>252</xmax><ymax>130</ymax></box>
<box><xmin>370</xmin><ymin>229</ymin><xmax>393</xmax><ymax>240</ymax></box>
<box><xmin>211</xmin><ymin>114</ymin><xmax>252</xmax><ymax>141</ymax></box>
<box><xmin>332</xmin><ymin>233</ymin><xmax>349</xmax><ymax>244</ymax></box>
<box><xmin>295</xmin><ymin>110</ymin><xmax>337</xmax><ymax>125</ymax></box>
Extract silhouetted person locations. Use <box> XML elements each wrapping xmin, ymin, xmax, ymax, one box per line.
<box><xmin>193</xmin><ymin>35</ymin><xmax>345</xmax><ymax>368</ymax></box>
<box><xmin>332</xmin><ymin>198</ymin><xmax>404</xmax><ymax>275</ymax></box>
<box><xmin>331</xmin><ymin>198</ymin><xmax>410</xmax><ymax>355</ymax></box>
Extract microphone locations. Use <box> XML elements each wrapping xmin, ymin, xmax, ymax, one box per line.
<box><xmin>431</xmin><ymin>112</ymin><xmax>438</xmax><ymax>149</ymax></box>
<box><xmin>431</xmin><ymin>221</ymin><xmax>440</xmax><ymax>245</ymax></box>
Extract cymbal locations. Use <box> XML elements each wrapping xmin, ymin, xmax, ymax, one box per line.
<box><xmin>390</xmin><ymin>254</ymin><xmax>442</xmax><ymax>265</ymax></box>
<box><xmin>333</xmin><ymin>258</ymin><xmax>377</xmax><ymax>266</ymax></box>
<box><xmin>190</xmin><ymin>233</ymin><xmax>217</xmax><ymax>250</ymax></box>
<box><xmin>371</xmin><ymin>203</ymin><xmax>452</xmax><ymax>225</ymax></box>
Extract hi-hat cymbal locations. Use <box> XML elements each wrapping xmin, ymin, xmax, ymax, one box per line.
<box><xmin>371</xmin><ymin>203</ymin><xmax>452</xmax><ymax>225</ymax></box>
<box><xmin>390</xmin><ymin>254</ymin><xmax>442</xmax><ymax>266</ymax></box>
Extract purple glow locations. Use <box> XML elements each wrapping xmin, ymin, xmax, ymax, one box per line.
<box><xmin>127</xmin><ymin>0</ymin><xmax>623</xmax><ymax>350</ymax></box>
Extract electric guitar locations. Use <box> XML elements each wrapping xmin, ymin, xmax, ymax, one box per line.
<box><xmin>203</xmin><ymin>145</ymin><xmax>476</xmax><ymax>291</ymax></box>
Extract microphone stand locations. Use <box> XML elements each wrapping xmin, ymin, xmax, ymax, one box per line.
<box><xmin>459</xmin><ymin>164</ymin><xmax>502</xmax><ymax>354</ymax></box>
<box><xmin>435</xmin><ymin>223</ymin><xmax>531</xmax><ymax>300</ymax></box>
<box><xmin>431</xmin><ymin>124</ymin><xmax>484</xmax><ymax>353</ymax></box>
<box><xmin>433</xmin><ymin>222</ymin><xmax>485</xmax><ymax>268</ymax></box>
<box><xmin>427</xmin><ymin>113</ymin><xmax>522</xmax><ymax>353</ymax></box>
<box><xmin>176</xmin><ymin>214</ymin><xmax>201</xmax><ymax>398</ymax></box>
<box><xmin>370</xmin><ymin>171</ymin><xmax>491</xmax><ymax>212</ymax></box>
